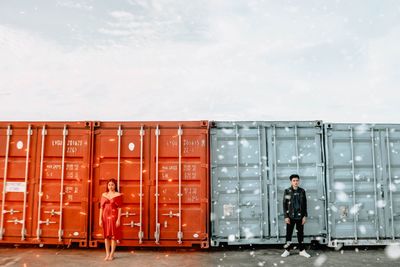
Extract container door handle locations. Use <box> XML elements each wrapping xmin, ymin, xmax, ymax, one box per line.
<box><xmin>162</xmin><ymin>211</ymin><xmax>180</xmax><ymax>218</ymax></box>
<box><xmin>3</xmin><ymin>209</ymin><xmax>21</xmax><ymax>215</ymax></box>
<box><xmin>39</xmin><ymin>218</ymin><xmax>57</xmax><ymax>226</ymax></box>
<box><xmin>123</xmin><ymin>221</ymin><xmax>141</xmax><ymax>227</ymax></box>
<box><xmin>123</xmin><ymin>211</ymin><xmax>136</xmax><ymax>218</ymax></box>
<box><xmin>7</xmin><ymin>219</ymin><xmax>23</xmax><ymax>224</ymax></box>
<box><xmin>44</xmin><ymin>209</ymin><xmax>61</xmax><ymax>216</ymax></box>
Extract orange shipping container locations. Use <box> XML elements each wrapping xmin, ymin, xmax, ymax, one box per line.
<box><xmin>0</xmin><ymin>122</ymin><xmax>91</xmax><ymax>247</ymax></box>
<box><xmin>89</xmin><ymin>121</ymin><xmax>209</xmax><ymax>248</ymax></box>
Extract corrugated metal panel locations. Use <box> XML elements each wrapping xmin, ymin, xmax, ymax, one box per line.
<box><xmin>325</xmin><ymin>123</ymin><xmax>400</xmax><ymax>246</ymax></box>
<box><xmin>210</xmin><ymin>121</ymin><xmax>327</xmax><ymax>246</ymax></box>
<box><xmin>0</xmin><ymin>122</ymin><xmax>91</xmax><ymax>247</ymax></box>
<box><xmin>89</xmin><ymin>121</ymin><xmax>209</xmax><ymax>248</ymax></box>
<box><xmin>32</xmin><ymin>122</ymin><xmax>91</xmax><ymax>246</ymax></box>
<box><xmin>0</xmin><ymin>123</ymin><xmax>37</xmax><ymax>243</ymax></box>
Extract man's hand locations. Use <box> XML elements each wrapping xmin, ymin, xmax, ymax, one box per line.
<box><xmin>302</xmin><ymin>217</ymin><xmax>307</xmax><ymax>225</ymax></box>
<box><xmin>285</xmin><ymin>218</ymin><xmax>290</xmax><ymax>224</ymax></box>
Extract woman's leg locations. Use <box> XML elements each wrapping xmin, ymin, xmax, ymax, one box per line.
<box><xmin>104</xmin><ymin>238</ymin><xmax>110</xmax><ymax>260</ymax></box>
<box><xmin>109</xmin><ymin>239</ymin><xmax>117</xmax><ymax>260</ymax></box>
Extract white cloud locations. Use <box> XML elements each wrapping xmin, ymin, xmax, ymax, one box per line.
<box><xmin>0</xmin><ymin>1</ymin><xmax>399</xmax><ymax>122</ymax></box>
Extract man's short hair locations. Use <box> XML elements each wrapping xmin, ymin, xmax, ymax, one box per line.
<box><xmin>289</xmin><ymin>174</ymin><xmax>300</xmax><ymax>181</ymax></box>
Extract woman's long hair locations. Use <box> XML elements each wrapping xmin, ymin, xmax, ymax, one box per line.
<box><xmin>106</xmin><ymin>178</ymin><xmax>118</xmax><ymax>192</ymax></box>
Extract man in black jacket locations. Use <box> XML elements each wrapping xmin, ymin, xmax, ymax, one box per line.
<box><xmin>281</xmin><ymin>174</ymin><xmax>311</xmax><ymax>258</ymax></box>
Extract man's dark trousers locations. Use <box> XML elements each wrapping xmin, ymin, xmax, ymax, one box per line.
<box><xmin>285</xmin><ymin>218</ymin><xmax>304</xmax><ymax>251</ymax></box>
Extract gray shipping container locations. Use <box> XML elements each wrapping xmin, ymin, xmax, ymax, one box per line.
<box><xmin>325</xmin><ymin>123</ymin><xmax>400</xmax><ymax>247</ymax></box>
<box><xmin>210</xmin><ymin>121</ymin><xmax>327</xmax><ymax>246</ymax></box>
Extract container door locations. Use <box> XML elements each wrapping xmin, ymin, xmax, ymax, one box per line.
<box><xmin>91</xmin><ymin>126</ymin><xmax>150</xmax><ymax>244</ymax></box>
<box><xmin>325</xmin><ymin>124</ymin><xmax>387</xmax><ymax>242</ymax></box>
<box><xmin>268</xmin><ymin>123</ymin><xmax>326</xmax><ymax>241</ymax></box>
<box><xmin>211</xmin><ymin>124</ymin><xmax>267</xmax><ymax>243</ymax></box>
<box><xmin>0</xmin><ymin>124</ymin><xmax>36</xmax><ymax>242</ymax></box>
<box><xmin>149</xmin><ymin>126</ymin><xmax>208</xmax><ymax>245</ymax></box>
<box><xmin>33</xmin><ymin>124</ymin><xmax>90</xmax><ymax>244</ymax></box>
<box><xmin>381</xmin><ymin>127</ymin><xmax>400</xmax><ymax>240</ymax></box>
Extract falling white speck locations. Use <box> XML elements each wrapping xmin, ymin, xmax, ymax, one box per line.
<box><xmin>350</xmin><ymin>204</ymin><xmax>361</xmax><ymax>214</ymax></box>
<box><xmin>377</xmin><ymin>200</ymin><xmax>386</xmax><ymax>208</ymax></box>
<box><xmin>359</xmin><ymin>225</ymin><xmax>367</xmax><ymax>234</ymax></box>
<box><xmin>334</xmin><ymin>182</ymin><xmax>345</xmax><ymax>190</ymax></box>
<box><xmin>221</xmin><ymin>167</ymin><xmax>228</xmax><ymax>173</ymax></box>
<box><xmin>218</xmin><ymin>155</ymin><xmax>224</xmax><ymax>160</ymax></box>
<box><xmin>222</xmin><ymin>128</ymin><xmax>233</xmax><ymax>134</ymax></box>
<box><xmin>228</xmin><ymin>234</ymin><xmax>235</xmax><ymax>242</ymax></box>
<box><xmin>337</xmin><ymin>191</ymin><xmax>348</xmax><ymax>202</ymax></box>
<box><xmin>315</xmin><ymin>206</ymin><xmax>320</xmax><ymax>210</ymax></box>
<box><xmin>355</xmin><ymin>124</ymin><xmax>369</xmax><ymax>134</ymax></box>
<box><xmin>313</xmin><ymin>254</ymin><xmax>327</xmax><ymax>267</ymax></box>
<box><xmin>355</xmin><ymin>156</ymin><xmax>363</xmax><ymax>161</ymax></box>
<box><xmin>244</xmin><ymin>228</ymin><xmax>254</xmax><ymax>239</ymax></box>
<box><xmin>385</xmin><ymin>243</ymin><xmax>400</xmax><ymax>260</ymax></box>
<box><xmin>240</xmin><ymin>139</ymin><xmax>249</xmax><ymax>147</ymax></box>
<box><xmin>389</xmin><ymin>183</ymin><xmax>397</xmax><ymax>192</ymax></box>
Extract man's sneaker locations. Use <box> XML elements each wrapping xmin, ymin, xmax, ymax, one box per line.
<box><xmin>281</xmin><ymin>250</ymin><xmax>290</xmax><ymax>257</ymax></box>
<box><xmin>299</xmin><ymin>250</ymin><xmax>311</xmax><ymax>258</ymax></box>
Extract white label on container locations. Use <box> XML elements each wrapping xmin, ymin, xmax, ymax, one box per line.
<box><xmin>73</xmin><ymin>232</ymin><xmax>79</xmax><ymax>236</ymax></box>
<box><xmin>128</xmin><ymin>142</ymin><xmax>135</xmax><ymax>151</ymax></box>
<box><xmin>6</xmin><ymin>182</ymin><xmax>26</xmax><ymax>192</ymax></box>
<box><xmin>193</xmin><ymin>233</ymin><xmax>199</xmax><ymax>238</ymax></box>
<box><xmin>223</xmin><ymin>204</ymin><xmax>234</xmax><ymax>217</ymax></box>
<box><xmin>16</xmin><ymin>141</ymin><xmax>24</xmax><ymax>149</ymax></box>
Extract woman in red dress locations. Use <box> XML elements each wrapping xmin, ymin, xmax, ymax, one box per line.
<box><xmin>99</xmin><ymin>178</ymin><xmax>122</xmax><ymax>261</ymax></box>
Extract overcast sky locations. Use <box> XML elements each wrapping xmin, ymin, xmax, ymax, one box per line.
<box><xmin>0</xmin><ymin>0</ymin><xmax>399</xmax><ymax>123</ymax></box>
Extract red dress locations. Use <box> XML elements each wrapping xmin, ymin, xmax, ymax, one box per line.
<box><xmin>100</xmin><ymin>194</ymin><xmax>123</xmax><ymax>241</ymax></box>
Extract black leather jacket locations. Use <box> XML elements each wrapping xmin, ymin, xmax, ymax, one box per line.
<box><xmin>283</xmin><ymin>186</ymin><xmax>308</xmax><ymax>219</ymax></box>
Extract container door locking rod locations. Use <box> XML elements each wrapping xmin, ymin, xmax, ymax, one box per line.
<box><xmin>21</xmin><ymin>125</ymin><xmax>32</xmax><ymax>240</ymax></box>
<box><xmin>0</xmin><ymin>125</ymin><xmax>12</xmax><ymax>240</ymax></box>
